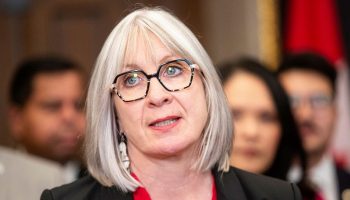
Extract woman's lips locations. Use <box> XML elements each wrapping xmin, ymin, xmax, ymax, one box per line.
<box><xmin>239</xmin><ymin>148</ymin><xmax>259</xmax><ymax>157</ymax></box>
<box><xmin>149</xmin><ymin>116</ymin><xmax>181</xmax><ymax>131</ymax></box>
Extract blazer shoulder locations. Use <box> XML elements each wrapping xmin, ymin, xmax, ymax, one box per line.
<box><xmin>231</xmin><ymin>167</ymin><xmax>302</xmax><ymax>200</ymax></box>
<box><xmin>337</xmin><ymin>166</ymin><xmax>350</xmax><ymax>182</ymax></box>
<box><xmin>41</xmin><ymin>175</ymin><xmax>130</xmax><ymax>200</ymax></box>
<box><xmin>336</xmin><ymin>166</ymin><xmax>350</xmax><ymax>197</ymax></box>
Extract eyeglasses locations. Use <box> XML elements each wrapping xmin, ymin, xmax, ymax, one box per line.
<box><xmin>111</xmin><ymin>58</ymin><xmax>196</xmax><ymax>102</ymax></box>
<box><xmin>289</xmin><ymin>94</ymin><xmax>333</xmax><ymax>110</ymax></box>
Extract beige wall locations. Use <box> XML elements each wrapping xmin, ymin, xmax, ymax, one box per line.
<box><xmin>0</xmin><ymin>0</ymin><xmax>265</xmax><ymax>146</ymax></box>
<box><xmin>201</xmin><ymin>0</ymin><xmax>260</xmax><ymax>64</ymax></box>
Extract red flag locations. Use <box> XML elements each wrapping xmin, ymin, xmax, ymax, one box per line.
<box><xmin>285</xmin><ymin>0</ymin><xmax>344</xmax><ymax>65</ymax></box>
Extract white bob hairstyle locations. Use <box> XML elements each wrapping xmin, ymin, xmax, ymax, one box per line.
<box><xmin>85</xmin><ymin>7</ymin><xmax>233</xmax><ymax>192</ymax></box>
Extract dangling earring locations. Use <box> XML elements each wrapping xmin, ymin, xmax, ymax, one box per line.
<box><xmin>119</xmin><ymin>132</ymin><xmax>130</xmax><ymax>172</ymax></box>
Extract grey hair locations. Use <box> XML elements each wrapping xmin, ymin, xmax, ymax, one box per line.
<box><xmin>85</xmin><ymin>7</ymin><xmax>233</xmax><ymax>192</ymax></box>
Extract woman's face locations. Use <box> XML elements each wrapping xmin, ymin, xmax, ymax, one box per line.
<box><xmin>113</xmin><ymin>35</ymin><xmax>208</xmax><ymax>161</ymax></box>
<box><xmin>224</xmin><ymin>72</ymin><xmax>281</xmax><ymax>174</ymax></box>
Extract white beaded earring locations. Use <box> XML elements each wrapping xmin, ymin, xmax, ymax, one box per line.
<box><xmin>119</xmin><ymin>133</ymin><xmax>130</xmax><ymax>172</ymax></box>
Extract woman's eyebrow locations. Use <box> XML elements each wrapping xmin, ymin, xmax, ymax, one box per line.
<box><xmin>122</xmin><ymin>55</ymin><xmax>177</xmax><ymax>72</ymax></box>
<box><xmin>159</xmin><ymin>55</ymin><xmax>177</xmax><ymax>64</ymax></box>
<box><xmin>123</xmin><ymin>64</ymin><xmax>142</xmax><ymax>71</ymax></box>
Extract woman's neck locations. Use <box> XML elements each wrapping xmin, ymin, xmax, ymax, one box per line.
<box><xmin>129</xmin><ymin>148</ymin><xmax>214</xmax><ymax>200</ymax></box>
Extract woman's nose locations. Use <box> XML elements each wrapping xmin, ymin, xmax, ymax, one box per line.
<box><xmin>146</xmin><ymin>78</ymin><xmax>172</xmax><ymax>107</ymax></box>
<box><xmin>238</xmin><ymin>118</ymin><xmax>260</xmax><ymax>140</ymax></box>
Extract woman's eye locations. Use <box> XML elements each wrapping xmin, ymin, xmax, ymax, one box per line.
<box><xmin>259</xmin><ymin>112</ymin><xmax>277</xmax><ymax>123</ymax></box>
<box><xmin>231</xmin><ymin>109</ymin><xmax>242</xmax><ymax>120</ymax></box>
<box><xmin>124</xmin><ymin>73</ymin><xmax>140</xmax><ymax>87</ymax></box>
<box><xmin>164</xmin><ymin>66</ymin><xmax>182</xmax><ymax>77</ymax></box>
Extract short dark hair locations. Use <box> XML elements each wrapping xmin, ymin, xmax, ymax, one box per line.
<box><xmin>277</xmin><ymin>52</ymin><xmax>337</xmax><ymax>95</ymax></box>
<box><xmin>218</xmin><ymin>57</ymin><xmax>306</xmax><ymax>180</ymax></box>
<box><xmin>9</xmin><ymin>56</ymin><xmax>82</xmax><ymax>107</ymax></box>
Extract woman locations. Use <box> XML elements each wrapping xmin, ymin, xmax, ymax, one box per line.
<box><xmin>219</xmin><ymin>58</ymin><xmax>314</xmax><ymax>199</ymax></box>
<box><xmin>41</xmin><ymin>7</ymin><xmax>301</xmax><ymax>200</ymax></box>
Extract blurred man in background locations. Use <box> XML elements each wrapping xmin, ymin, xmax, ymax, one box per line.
<box><xmin>8</xmin><ymin>56</ymin><xmax>86</xmax><ymax>182</ymax></box>
<box><xmin>277</xmin><ymin>52</ymin><xmax>350</xmax><ymax>200</ymax></box>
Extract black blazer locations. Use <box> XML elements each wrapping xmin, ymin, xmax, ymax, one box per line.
<box><xmin>337</xmin><ymin>166</ymin><xmax>350</xmax><ymax>200</ymax></box>
<box><xmin>41</xmin><ymin>166</ymin><xmax>302</xmax><ymax>200</ymax></box>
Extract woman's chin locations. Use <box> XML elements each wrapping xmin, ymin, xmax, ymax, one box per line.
<box><xmin>148</xmin><ymin>143</ymin><xmax>194</xmax><ymax>159</ymax></box>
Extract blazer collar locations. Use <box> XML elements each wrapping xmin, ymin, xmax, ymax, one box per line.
<box><xmin>99</xmin><ymin>167</ymin><xmax>248</xmax><ymax>200</ymax></box>
<box><xmin>213</xmin><ymin>167</ymin><xmax>248</xmax><ymax>200</ymax></box>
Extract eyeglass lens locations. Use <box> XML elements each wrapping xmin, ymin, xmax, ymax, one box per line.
<box><xmin>290</xmin><ymin>94</ymin><xmax>333</xmax><ymax>109</ymax></box>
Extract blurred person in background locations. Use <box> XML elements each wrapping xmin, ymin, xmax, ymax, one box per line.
<box><xmin>0</xmin><ymin>145</ymin><xmax>65</xmax><ymax>200</ymax></box>
<box><xmin>277</xmin><ymin>52</ymin><xmax>350</xmax><ymax>200</ymax></box>
<box><xmin>8</xmin><ymin>56</ymin><xmax>86</xmax><ymax>182</ymax></box>
<box><xmin>219</xmin><ymin>58</ymin><xmax>316</xmax><ymax>199</ymax></box>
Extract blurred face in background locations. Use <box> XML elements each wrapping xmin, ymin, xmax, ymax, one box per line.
<box><xmin>279</xmin><ymin>69</ymin><xmax>336</xmax><ymax>158</ymax></box>
<box><xmin>10</xmin><ymin>70</ymin><xmax>86</xmax><ymax>165</ymax></box>
<box><xmin>224</xmin><ymin>71</ymin><xmax>281</xmax><ymax>174</ymax></box>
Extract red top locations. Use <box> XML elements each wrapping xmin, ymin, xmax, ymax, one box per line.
<box><xmin>132</xmin><ymin>173</ymin><xmax>217</xmax><ymax>200</ymax></box>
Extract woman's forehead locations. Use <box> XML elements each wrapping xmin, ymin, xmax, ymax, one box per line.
<box><xmin>122</xmin><ymin>44</ymin><xmax>178</xmax><ymax>70</ymax></box>
<box><xmin>118</xmin><ymin>28</ymin><xmax>185</xmax><ymax>72</ymax></box>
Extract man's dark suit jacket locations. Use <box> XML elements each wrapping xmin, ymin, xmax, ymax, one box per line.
<box><xmin>337</xmin><ymin>166</ymin><xmax>350</xmax><ymax>200</ymax></box>
<box><xmin>41</xmin><ymin>167</ymin><xmax>302</xmax><ymax>200</ymax></box>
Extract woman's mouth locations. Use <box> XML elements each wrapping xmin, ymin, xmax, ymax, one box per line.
<box><xmin>241</xmin><ymin>148</ymin><xmax>259</xmax><ymax>157</ymax></box>
<box><xmin>151</xmin><ymin>118</ymin><xmax>177</xmax><ymax>127</ymax></box>
<box><xmin>149</xmin><ymin>116</ymin><xmax>181</xmax><ymax>131</ymax></box>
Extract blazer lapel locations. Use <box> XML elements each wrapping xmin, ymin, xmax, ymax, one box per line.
<box><xmin>96</xmin><ymin>168</ymin><xmax>250</xmax><ymax>200</ymax></box>
<box><xmin>336</xmin><ymin>167</ymin><xmax>350</xmax><ymax>200</ymax></box>
<box><xmin>97</xmin><ymin>185</ymin><xmax>133</xmax><ymax>200</ymax></box>
<box><xmin>213</xmin><ymin>168</ymin><xmax>248</xmax><ymax>200</ymax></box>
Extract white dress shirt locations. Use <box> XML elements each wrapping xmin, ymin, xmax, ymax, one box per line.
<box><xmin>309</xmin><ymin>153</ymin><xmax>339</xmax><ymax>200</ymax></box>
<box><xmin>0</xmin><ymin>146</ymin><xmax>66</xmax><ymax>200</ymax></box>
<box><xmin>63</xmin><ymin>161</ymin><xmax>81</xmax><ymax>183</ymax></box>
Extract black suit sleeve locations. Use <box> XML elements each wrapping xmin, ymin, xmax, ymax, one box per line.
<box><xmin>41</xmin><ymin>189</ymin><xmax>54</xmax><ymax>200</ymax></box>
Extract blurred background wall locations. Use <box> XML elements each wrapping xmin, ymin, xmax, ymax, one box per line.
<box><xmin>2</xmin><ymin>0</ymin><xmax>349</xmax><ymax>170</ymax></box>
<box><xmin>1</xmin><ymin>0</ymin><xmax>277</xmax><ymax>146</ymax></box>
